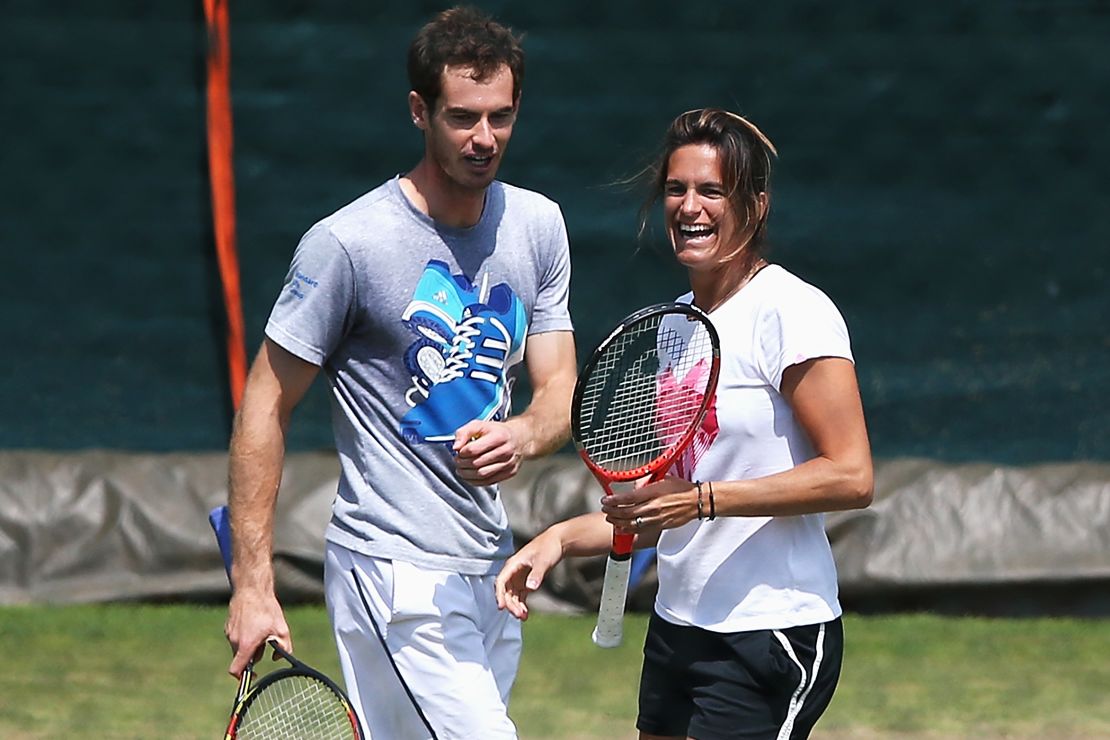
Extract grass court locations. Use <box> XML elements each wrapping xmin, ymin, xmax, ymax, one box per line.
<box><xmin>1</xmin><ymin>605</ymin><xmax>1108</xmax><ymax>738</ymax></box>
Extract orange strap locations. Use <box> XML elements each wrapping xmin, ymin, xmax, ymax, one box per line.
<box><xmin>203</xmin><ymin>0</ymin><xmax>248</xmax><ymax>411</ymax></box>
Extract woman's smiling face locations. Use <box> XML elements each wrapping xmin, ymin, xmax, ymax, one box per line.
<box><xmin>663</xmin><ymin>143</ymin><xmax>742</xmax><ymax>272</ymax></box>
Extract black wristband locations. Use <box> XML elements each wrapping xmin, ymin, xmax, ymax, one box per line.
<box><xmin>695</xmin><ymin>480</ymin><xmax>704</xmax><ymax>521</ymax></box>
<box><xmin>708</xmin><ymin>480</ymin><xmax>716</xmax><ymax>521</ymax></box>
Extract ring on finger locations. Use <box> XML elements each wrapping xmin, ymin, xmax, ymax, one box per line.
<box><xmin>634</xmin><ymin>516</ymin><xmax>643</xmax><ymax>530</ymax></box>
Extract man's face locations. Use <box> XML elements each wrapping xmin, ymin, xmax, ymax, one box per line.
<box><xmin>411</xmin><ymin>64</ymin><xmax>518</xmax><ymax>192</ymax></box>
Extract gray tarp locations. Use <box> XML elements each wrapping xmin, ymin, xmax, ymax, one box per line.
<box><xmin>2</xmin><ymin>451</ymin><xmax>1108</xmax><ymax>613</ymax></box>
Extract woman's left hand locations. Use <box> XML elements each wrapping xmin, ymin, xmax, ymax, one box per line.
<box><xmin>601</xmin><ymin>475</ymin><xmax>701</xmax><ymax>533</ymax></box>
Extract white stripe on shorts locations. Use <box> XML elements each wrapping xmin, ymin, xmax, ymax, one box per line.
<box><xmin>773</xmin><ymin>622</ymin><xmax>826</xmax><ymax>740</ymax></box>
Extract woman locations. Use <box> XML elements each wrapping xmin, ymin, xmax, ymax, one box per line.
<box><xmin>495</xmin><ymin>108</ymin><xmax>873</xmax><ymax>740</ymax></box>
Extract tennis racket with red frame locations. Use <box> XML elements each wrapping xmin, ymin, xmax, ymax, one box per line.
<box><xmin>571</xmin><ymin>302</ymin><xmax>721</xmax><ymax>647</ymax></box>
<box><xmin>209</xmin><ymin>505</ymin><xmax>364</xmax><ymax>740</ymax></box>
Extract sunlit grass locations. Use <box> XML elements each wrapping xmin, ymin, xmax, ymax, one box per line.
<box><xmin>0</xmin><ymin>606</ymin><xmax>1108</xmax><ymax>738</ymax></box>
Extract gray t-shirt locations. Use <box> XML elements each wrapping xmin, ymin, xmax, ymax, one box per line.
<box><xmin>266</xmin><ymin>176</ymin><xmax>573</xmax><ymax>574</ymax></box>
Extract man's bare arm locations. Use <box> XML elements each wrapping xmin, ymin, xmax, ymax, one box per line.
<box><xmin>454</xmin><ymin>330</ymin><xmax>577</xmax><ymax>484</ymax></box>
<box><xmin>508</xmin><ymin>330</ymin><xmax>578</xmax><ymax>457</ymax></box>
<box><xmin>225</xmin><ymin>338</ymin><xmax>319</xmax><ymax>677</ymax></box>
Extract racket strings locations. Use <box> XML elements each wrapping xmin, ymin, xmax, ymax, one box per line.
<box><xmin>237</xmin><ymin>675</ymin><xmax>356</xmax><ymax>740</ymax></box>
<box><xmin>579</xmin><ymin>314</ymin><xmax>714</xmax><ymax>473</ymax></box>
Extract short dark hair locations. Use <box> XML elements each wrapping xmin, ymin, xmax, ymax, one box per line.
<box><xmin>407</xmin><ymin>6</ymin><xmax>525</xmax><ymax>113</ymax></box>
<box><xmin>640</xmin><ymin>108</ymin><xmax>779</xmax><ymax>264</ymax></box>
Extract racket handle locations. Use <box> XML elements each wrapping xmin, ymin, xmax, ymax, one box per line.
<box><xmin>592</xmin><ymin>553</ymin><xmax>632</xmax><ymax>648</ymax></box>
<box><xmin>209</xmin><ymin>504</ymin><xmax>233</xmax><ymax>579</ymax></box>
<box><xmin>612</xmin><ymin>530</ymin><xmax>635</xmax><ymax>557</ymax></box>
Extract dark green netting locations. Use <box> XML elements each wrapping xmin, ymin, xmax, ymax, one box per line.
<box><xmin>3</xmin><ymin>3</ymin><xmax>1107</xmax><ymax>461</ymax></box>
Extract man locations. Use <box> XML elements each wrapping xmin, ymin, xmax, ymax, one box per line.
<box><xmin>223</xmin><ymin>7</ymin><xmax>577</xmax><ymax>738</ymax></box>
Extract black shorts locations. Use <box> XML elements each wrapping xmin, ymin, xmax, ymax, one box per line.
<box><xmin>637</xmin><ymin>612</ymin><xmax>843</xmax><ymax>740</ymax></box>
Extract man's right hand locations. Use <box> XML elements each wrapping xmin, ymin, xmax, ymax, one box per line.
<box><xmin>225</xmin><ymin>589</ymin><xmax>293</xmax><ymax>678</ymax></box>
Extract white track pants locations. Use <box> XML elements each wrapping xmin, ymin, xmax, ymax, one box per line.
<box><xmin>324</xmin><ymin>542</ymin><xmax>522</xmax><ymax>740</ymax></box>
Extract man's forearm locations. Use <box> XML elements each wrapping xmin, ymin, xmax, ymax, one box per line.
<box><xmin>508</xmin><ymin>384</ymin><xmax>572</xmax><ymax>459</ymax></box>
<box><xmin>227</xmin><ymin>410</ymin><xmax>286</xmax><ymax>595</ymax></box>
<box><xmin>509</xmin><ymin>330</ymin><xmax>577</xmax><ymax>459</ymax></box>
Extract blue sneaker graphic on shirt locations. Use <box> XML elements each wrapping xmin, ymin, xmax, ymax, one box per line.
<box><xmin>401</xmin><ymin>261</ymin><xmax>483</xmax><ymax>403</ymax></box>
<box><xmin>401</xmin><ymin>282</ymin><xmax>527</xmax><ymax>444</ymax></box>
<box><xmin>402</xmin><ymin>259</ymin><xmax>481</xmax><ymax>346</ymax></box>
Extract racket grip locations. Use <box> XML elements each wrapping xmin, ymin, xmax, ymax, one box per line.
<box><xmin>209</xmin><ymin>504</ymin><xmax>233</xmax><ymax>580</ymax></box>
<box><xmin>592</xmin><ymin>553</ymin><xmax>632</xmax><ymax>648</ymax></box>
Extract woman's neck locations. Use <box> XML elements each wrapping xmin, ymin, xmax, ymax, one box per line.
<box><xmin>691</xmin><ymin>257</ymin><xmax>767</xmax><ymax>314</ymax></box>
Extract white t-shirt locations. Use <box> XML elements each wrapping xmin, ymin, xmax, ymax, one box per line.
<box><xmin>654</xmin><ymin>264</ymin><xmax>853</xmax><ymax>632</ymax></box>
